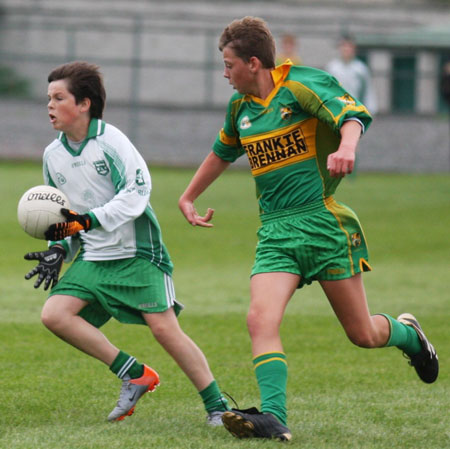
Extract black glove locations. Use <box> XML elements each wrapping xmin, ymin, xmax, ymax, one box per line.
<box><xmin>45</xmin><ymin>208</ymin><xmax>91</xmax><ymax>241</ymax></box>
<box><xmin>24</xmin><ymin>246</ymin><xmax>66</xmax><ymax>290</ymax></box>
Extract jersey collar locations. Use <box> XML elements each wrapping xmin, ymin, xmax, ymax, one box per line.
<box><xmin>248</xmin><ymin>59</ymin><xmax>292</xmax><ymax>107</ymax></box>
<box><xmin>58</xmin><ymin>118</ymin><xmax>106</xmax><ymax>156</ymax></box>
<box><xmin>272</xmin><ymin>59</ymin><xmax>293</xmax><ymax>85</ymax></box>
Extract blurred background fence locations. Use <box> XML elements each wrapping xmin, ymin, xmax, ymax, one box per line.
<box><xmin>0</xmin><ymin>0</ymin><xmax>449</xmax><ymax>171</ymax></box>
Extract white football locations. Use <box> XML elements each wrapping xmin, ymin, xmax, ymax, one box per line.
<box><xmin>17</xmin><ymin>185</ymin><xmax>70</xmax><ymax>239</ymax></box>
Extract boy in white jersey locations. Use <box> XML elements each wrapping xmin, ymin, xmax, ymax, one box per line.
<box><xmin>24</xmin><ymin>61</ymin><xmax>229</xmax><ymax>425</ymax></box>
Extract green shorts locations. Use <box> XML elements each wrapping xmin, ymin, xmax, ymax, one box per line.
<box><xmin>252</xmin><ymin>197</ymin><xmax>371</xmax><ymax>288</ymax></box>
<box><xmin>49</xmin><ymin>257</ymin><xmax>183</xmax><ymax>328</ymax></box>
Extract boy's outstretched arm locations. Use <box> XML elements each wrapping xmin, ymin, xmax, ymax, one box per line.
<box><xmin>179</xmin><ymin>151</ymin><xmax>230</xmax><ymax>227</ymax></box>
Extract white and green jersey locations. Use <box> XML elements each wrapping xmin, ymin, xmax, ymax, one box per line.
<box><xmin>43</xmin><ymin>118</ymin><xmax>173</xmax><ymax>275</ymax></box>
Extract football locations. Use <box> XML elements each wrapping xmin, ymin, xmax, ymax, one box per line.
<box><xmin>17</xmin><ymin>185</ymin><xmax>70</xmax><ymax>239</ymax></box>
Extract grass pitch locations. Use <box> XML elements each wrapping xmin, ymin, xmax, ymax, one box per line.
<box><xmin>0</xmin><ymin>161</ymin><xmax>449</xmax><ymax>449</ymax></box>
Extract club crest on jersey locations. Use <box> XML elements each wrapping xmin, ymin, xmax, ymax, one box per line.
<box><xmin>337</xmin><ymin>93</ymin><xmax>356</xmax><ymax>106</ymax></box>
<box><xmin>351</xmin><ymin>232</ymin><xmax>362</xmax><ymax>247</ymax></box>
<box><xmin>93</xmin><ymin>160</ymin><xmax>110</xmax><ymax>176</ymax></box>
<box><xmin>280</xmin><ymin>106</ymin><xmax>293</xmax><ymax>120</ymax></box>
<box><xmin>240</xmin><ymin>116</ymin><xmax>252</xmax><ymax>130</ymax></box>
<box><xmin>56</xmin><ymin>172</ymin><xmax>67</xmax><ymax>185</ymax></box>
<box><xmin>135</xmin><ymin>168</ymin><xmax>145</xmax><ymax>186</ymax></box>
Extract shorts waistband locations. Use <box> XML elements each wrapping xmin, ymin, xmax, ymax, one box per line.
<box><xmin>260</xmin><ymin>197</ymin><xmax>335</xmax><ymax>223</ymax></box>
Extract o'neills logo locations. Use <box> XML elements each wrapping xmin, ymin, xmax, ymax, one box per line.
<box><xmin>27</xmin><ymin>192</ymin><xmax>67</xmax><ymax>206</ymax></box>
<box><xmin>243</xmin><ymin>128</ymin><xmax>309</xmax><ymax>174</ymax></box>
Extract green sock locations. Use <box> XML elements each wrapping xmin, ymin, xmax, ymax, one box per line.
<box><xmin>199</xmin><ymin>380</ymin><xmax>230</xmax><ymax>412</ymax></box>
<box><xmin>254</xmin><ymin>352</ymin><xmax>288</xmax><ymax>426</ymax></box>
<box><xmin>380</xmin><ymin>314</ymin><xmax>422</xmax><ymax>356</ymax></box>
<box><xmin>109</xmin><ymin>350</ymin><xmax>144</xmax><ymax>379</ymax></box>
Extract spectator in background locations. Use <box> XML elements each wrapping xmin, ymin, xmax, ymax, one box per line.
<box><xmin>326</xmin><ymin>34</ymin><xmax>378</xmax><ymax>115</ymax></box>
<box><xmin>276</xmin><ymin>33</ymin><xmax>302</xmax><ymax>66</ymax></box>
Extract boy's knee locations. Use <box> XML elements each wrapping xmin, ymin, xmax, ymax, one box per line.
<box><xmin>41</xmin><ymin>306</ymin><xmax>59</xmax><ymax>330</ymax></box>
<box><xmin>246</xmin><ymin>310</ymin><xmax>259</xmax><ymax>335</ymax></box>
<box><xmin>247</xmin><ymin>310</ymin><xmax>275</xmax><ymax>339</ymax></box>
<box><xmin>149</xmin><ymin>320</ymin><xmax>174</xmax><ymax>341</ymax></box>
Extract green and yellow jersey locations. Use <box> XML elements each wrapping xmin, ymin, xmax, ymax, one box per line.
<box><xmin>213</xmin><ymin>61</ymin><xmax>372</xmax><ymax>214</ymax></box>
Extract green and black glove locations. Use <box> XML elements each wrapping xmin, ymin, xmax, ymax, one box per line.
<box><xmin>24</xmin><ymin>246</ymin><xmax>66</xmax><ymax>290</ymax></box>
<box><xmin>45</xmin><ymin>208</ymin><xmax>91</xmax><ymax>241</ymax></box>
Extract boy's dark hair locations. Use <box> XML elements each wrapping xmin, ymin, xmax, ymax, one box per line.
<box><xmin>219</xmin><ymin>16</ymin><xmax>276</xmax><ymax>69</ymax></box>
<box><xmin>48</xmin><ymin>61</ymin><xmax>106</xmax><ymax>119</ymax></box>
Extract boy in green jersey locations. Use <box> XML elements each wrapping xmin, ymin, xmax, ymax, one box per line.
<box><xmin>24</xmin><ymin>61</ymin><xmax>229</xmax><ymax>425</ymax></box>
<box><xmin>179</xmin><ymin>17</ymin><xmax>438</xmax><ymax>441</ymax></box>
